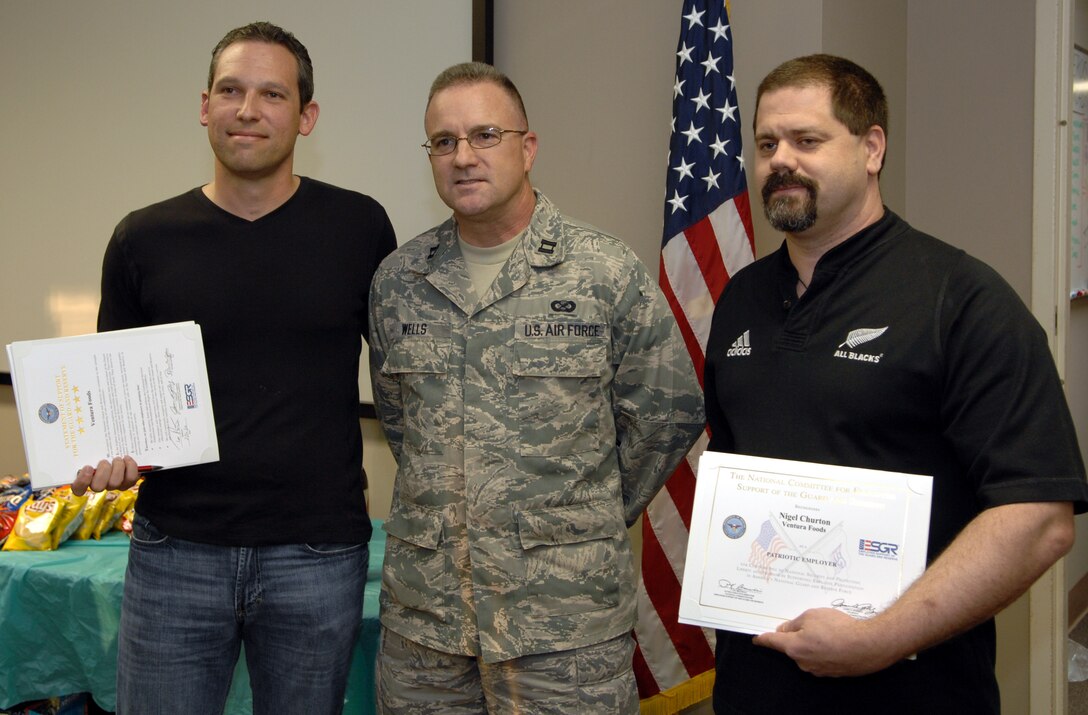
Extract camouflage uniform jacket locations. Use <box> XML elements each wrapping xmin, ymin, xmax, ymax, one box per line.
<box><xmin>368</xmin><ymin>192</ymin><xmax>704</xmax><ymax>662</ymax></box>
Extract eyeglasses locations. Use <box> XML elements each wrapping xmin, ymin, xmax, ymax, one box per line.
<box><xmin>421</xmin><ymin>126</ymin><xmax>529</xmax><ymax>156</ymax></box>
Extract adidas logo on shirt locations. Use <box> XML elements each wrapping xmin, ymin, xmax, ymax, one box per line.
<box><xmin>726</xmin><ymin>330</ymin><xmax>752</xmax><ymax>357</ymax></box>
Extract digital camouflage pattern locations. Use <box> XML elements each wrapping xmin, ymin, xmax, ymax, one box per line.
<box><xmin>369</xmin><ymin>193</ymin><xmax>704</xmax><ymax>662</ymax></box>
<box><xmin>377</xmin><ymin>629</ymin><xmax>638</xmax><ymax>713</ymax></box>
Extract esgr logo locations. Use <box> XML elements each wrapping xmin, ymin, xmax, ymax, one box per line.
<box><xmin>858</xmin><ymin>538</ymin><xmax>899</xmax><ymax>559</ymax></box>
<box><xmin>184</xmin><ymin>384</ymin><xmax>197</xmax><ymax>409</ymax></box>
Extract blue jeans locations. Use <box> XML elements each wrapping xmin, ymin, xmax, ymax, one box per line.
<box><xmin>116</xmin><ymin>514</ymin><xmax>369</xmax><ymax>715</ymax></box>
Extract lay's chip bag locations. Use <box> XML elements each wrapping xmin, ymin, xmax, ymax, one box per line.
<box><xmin>2</xmin><ymin>486</ymin><xmax>87</xmax><ymax>551</ymax></box>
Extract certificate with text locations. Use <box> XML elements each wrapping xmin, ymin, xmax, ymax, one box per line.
<box><xmin>7</xmin><ymin>322</ymin><xmax>219</xmax><ymax>488</ymax></box>
<box><xmin>679</xmin><ymin>452</ymin><xmax>932</xmax><ymax>635</ymax></box>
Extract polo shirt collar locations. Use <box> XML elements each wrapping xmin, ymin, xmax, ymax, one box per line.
<box><xmin>775</xmin><ymin>207</ymin><xmax>899</xmax><ymax>298</ymax></box>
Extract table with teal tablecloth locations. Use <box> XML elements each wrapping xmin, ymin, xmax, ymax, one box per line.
<box><xmin>0</xmin><ymin>521</ymin><xmax>384</xmax><ymax>714</ymax></box>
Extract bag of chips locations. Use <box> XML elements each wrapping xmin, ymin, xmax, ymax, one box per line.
<box><xmin>112</xmin><ymin>479</ymin><xmax>142</xmax><ymax>535</ymax></box>
<box><xmin>0</xmin><ymin>486</ymin><xmax>31</xmax><ymax>546</ymax></box>
<box><xmin>47</xmin><ymin>486</ymin><xmax>87</xmax><ymax>549</ymax></box>
<box><xmin>90</xmin><ymin>490</ymin><xmax>127</xmax><ymax>539</ymax></box>
<box><xmin>71</xmin><ymin>489</ymin><xmax>115</xmax><ymax>540</ymax></box>
<box><xmin>2</xmin><ymin>486</ymin><xmax>87</xmax><ymax>551</ymax></box>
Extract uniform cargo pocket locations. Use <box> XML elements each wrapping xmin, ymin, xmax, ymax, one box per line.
<box><xmin>382</xmin><ymin>501</ymin><xmax>454</xmax><ymax>622</ymax></box>
<box><xmin>516</xmin><ymin>501</ymin><xmax>623</xmax><ymax>616</ymax></box>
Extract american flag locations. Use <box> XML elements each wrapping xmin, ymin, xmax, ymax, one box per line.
<box><xmin>633</xmin><ymin>0</ymin><xmax>755</xmax><ymax>709</ymax></box>
<box><xmin>749</xmin><ymin>520</ymin><xmax>787</xmax><ymax>581</ymax></box>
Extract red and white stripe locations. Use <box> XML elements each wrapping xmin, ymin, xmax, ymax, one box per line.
<box><xmin>634</xmin><ymin>196</ymin><xmax>754</xmax><ymax>700</ymax></box>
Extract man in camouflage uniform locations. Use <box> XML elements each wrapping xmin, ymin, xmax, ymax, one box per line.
<box><xmin>368</xmin><ymin>62</ymin><xmax>704</xmax><ymax>714</ymax></box>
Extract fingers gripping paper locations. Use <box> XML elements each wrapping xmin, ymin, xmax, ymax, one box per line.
<box><xmin>7</xmin><ymin>322</ymin><xmax>219</xmax><ymax>488</ymax></box>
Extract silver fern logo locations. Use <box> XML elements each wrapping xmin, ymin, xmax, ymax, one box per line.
<box><xmin>833</xmin><ymin>326</ymin><xmax>888</xmax><ymax>364</ymax></box>
<box><xmin>837</xmin><ymin>327</ymin><xmax>888</xmax><ymax>349</ymax></box>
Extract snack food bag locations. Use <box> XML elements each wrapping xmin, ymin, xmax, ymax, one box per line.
<box><xmin>112</xmin><ymin>479</ymin><xmax>142</xmax><ymax>535</ymax></box>
<box><xmin>90</xmin><ymin>490</ymin><xmax>127</xmax><ymax>539</ymax></box>
<box><xmin>2</xmin><ymin>486</ymin><xmax>87</xmax><ymax>551</ymax></box>
<box><xmin>0</xmin><ymin>486</ymin><xmax>31</xmax><ymax>546</ymax></box>
<box><xmin>71</xmin><ymin>489</ymin><xmax>115</xmax><ymax>540</ymax></box>
<box><xmin>46</xmin><ymin>486</ymin><xmax>88</xmax><ymax>548</ymax></box>
<box><xmin>2</xmin><ymin>491</ymin><xmax>63</xmax><ymax>551</ymax></box>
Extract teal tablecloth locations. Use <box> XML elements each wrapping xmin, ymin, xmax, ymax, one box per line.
<box><xmin>0</xmin><ymin>521</ymin><xmax>384</xmax><ymax>714</ymax></box>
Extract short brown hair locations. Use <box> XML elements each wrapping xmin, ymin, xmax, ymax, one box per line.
<box><xmin>755</xmin><ymin>54</ymin><xmax>887</xmax><ymax>139</ymax></box>
<box><xmin>427</xmin><ymin>62</ymin><xmax>529</xmax><ymax>126</ymax></box>
<box><xmin>208</xmin><ymin>22</ymin><xmax>314</xmax><ymax>110</ymax></box>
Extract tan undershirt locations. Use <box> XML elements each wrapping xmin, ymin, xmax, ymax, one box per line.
<box><xmin>458</xmin><ymin>230</ymin><xmax>522</xmax><ymax>297</ymax></box>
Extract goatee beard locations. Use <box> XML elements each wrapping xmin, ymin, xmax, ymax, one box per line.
<box><xmin>762</xmin><ymin>172</ymin><xmax>818</xmax><ymax>233</ymax></box>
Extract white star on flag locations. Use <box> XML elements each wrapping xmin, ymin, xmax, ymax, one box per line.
<box><xmin>709</xmin><ymin>135</ymin><xmax>730</xmax><ymax>159</ymax></box>
<box><xmin>717</xmin><ymin>99</ymin><xmax>738</xmax><ymax>122</ymax></box>
<box><xmin>673</xmin><ymin>158</ymin><xmax>696</xmax><ymax>182</ymax></box>
<box><xmin>701</xmin><ymin>51</ymin><xmax>720</xmax><ymax>76</ymax></box>
<box><xmin>690</xmin><ymin>89</ymin><xmax>711</xmax><ymax>112</ymax></box>
<box><xmin>683</xmin><ymin>7</ymin><xmax>705</xmax><ymax>28</ymax></box>
<box><xmin>667</xmin><ymin>190</ymin><xmax>688</xmax><ymax>214</ymax></box>
<box><xmin>681</xmin><ymin>121</ymin><xmax>703</xmax><ymax>146</ymax></box>
<box><xmin>709</xmin><ymin>19</ymin><xmax>729</xmax><ymax>42</ymax></box>
<box><xmin>677</xmin><ymin>42</ymin><xmax>694</xmax><ymax>66</ymax></box>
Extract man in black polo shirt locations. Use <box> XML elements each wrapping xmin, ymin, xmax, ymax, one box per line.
<box><xmin>705</xmin><ymin>54</ymin><xmax>1088</xmax><ymax>714</ymax></box>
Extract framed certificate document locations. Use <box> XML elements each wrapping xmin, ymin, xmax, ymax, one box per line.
<box><xmin>7</xmin><ymin>322</ymin><xmax>220</xmax><ymax>488</ymax></box>
<box><xmin>679</xmin><ymin>451</ymin><xmax>932</xmax><ymax>635</ymax></box>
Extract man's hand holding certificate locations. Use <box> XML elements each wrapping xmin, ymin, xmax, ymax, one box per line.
<box><xmin>679</xmin><ymin>452</ymin><xmax>931</xmax><ymax>637</ymax></box>
<box><xmin>7</xmin><ymin>322</ymin><xmax>219</xmax><ymax>489</ymax></box>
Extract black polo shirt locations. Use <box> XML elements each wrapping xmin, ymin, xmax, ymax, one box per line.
<box><xmin>705</xmin><ymin>208</ymin><xmax>1088</xmax><ymax>714</ymax></box>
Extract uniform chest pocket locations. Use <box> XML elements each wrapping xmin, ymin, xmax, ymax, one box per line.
<box><xmin>512</xmin><ymin>340</ymin><xmax>607</xmax><ymax>457</ymax></box>
<box><xmin>381</xmin><ymin>337</ymin><xmax>451</xmax><ymax>454</ymax></box>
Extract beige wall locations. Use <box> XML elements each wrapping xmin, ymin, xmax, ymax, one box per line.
<box><xmin>0</xmin><ymin>387</ymin><xmax>24</xmax><ymax>479</ymax></box>
<box><xmin>493</xmin><ymin>2</ymin><xmax>677</xmax><ymax>270</ymax></box>
<box><xmin>363</xmin><ymin>419</ymin><xmax>395</xmax><ymax>520</ymax></box>
<box><xmin>904</xmin><ymin>3</ymin><xmax>1036</xmax><ymax>297</ymax></box>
